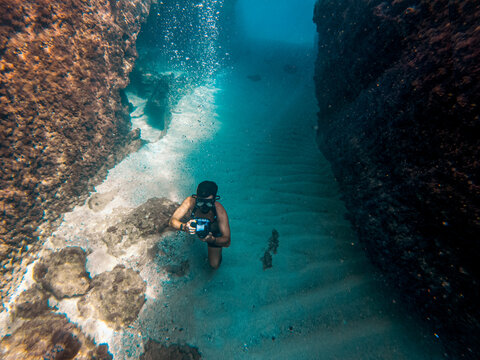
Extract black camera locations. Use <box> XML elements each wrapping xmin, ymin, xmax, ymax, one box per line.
<box><xmin>190</xmin><ymin>219</ymin><xmax>211</xmax><ymax>238</ymax></box>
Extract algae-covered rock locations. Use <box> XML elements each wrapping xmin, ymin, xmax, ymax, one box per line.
<box><xmin>0</xmin><ymin>0</ymin><xmax>154</xmax><ymax>307</ymax></box>
<box><xmin>33</xmin><ymin>247</ymin><xmax>90</xmax><ymax>298</ymax></box>
<box><xmin>103</xmin><ymin>197</ymin><xmax>178</xmax><ymax>256</ymax></box>
<box><xmin>313</xmin><ymin>0</ymin><xmax>480</xmax><ymax>356</ymax></box>
<box><xmin>0</xmin><ymin>313</ymin><xmax>112</xmax><ymax>360</ymax></box>
<box><xmin>77</xmin><ymin>265</ymin><xmax>146</xmax><ymax>330</ymax></box>
<box><xmin>14</xmin><ymin>286</ymin><xmax>50</xmax><ymax>319</ymax></box>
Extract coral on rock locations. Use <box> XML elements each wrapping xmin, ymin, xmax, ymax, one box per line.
<box><xmin>314</xmin><ymin>0</ymin><xmax>479</xmax><ymax>356</ymax></box>
<box><xmin>0</xmin><ymin>0</ymin><xmax>153</xmax><ymax>305</ymax></box>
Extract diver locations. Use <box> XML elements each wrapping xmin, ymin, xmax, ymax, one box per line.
<box><xmin>169</xmin><ymin>181</ymin><xmax>231</xmax><ymax>269</ymax></box>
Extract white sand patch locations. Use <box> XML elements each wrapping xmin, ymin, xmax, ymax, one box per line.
<box><xmin>86</xmin><ymin>249</ymin><xmax>119</xmax><ymax>276</ymax></box>
<box><xmin>51</xmin><ymin>297</ymin><xmax>115</xmax><ymax>347</ymax></box>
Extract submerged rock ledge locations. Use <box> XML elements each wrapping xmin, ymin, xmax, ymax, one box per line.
<box><xmin>1</xmin><ymin>196</ymin><xmax>179</xmax><ymax>359</ymax></box>
<box><xmin>0</xmin><ymin>0</ymin><xmax>153</xmax><ymax>305</ymax></box>
<box><xmin>314</xmin><ymin>0</ymin><xmax>479</xmax><ymax>356</ymax></box>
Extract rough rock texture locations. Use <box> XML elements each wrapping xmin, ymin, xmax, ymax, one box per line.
<box><xmin>33</xmin><ymin>246</ymin><xmax>90</xmax><ymax>298</ymax></box>
<box><xmin>103</xmin><ymin>197</ymin><xmax>179</xmax><ymax>256</ymax></box>
<box><xmin>77</xmin><ymin>264</ymin><xmax>146</xmax><ymax>330</ymax></box>
<box><xmin>13</xmin><ymin>285</ymin><xmax>50</xmax><ymax>319</ymax></box>
<box><xmin>314</xmin><ymin>0</ymin><xmax>479</xmax><ymax>356</ymax></box>
<box><xmin>155</xmin><ymin>232</ymin><xmax>194</xmax><ymax>278</ymax></box>
<box><xmin>0</xmin><ymin>313</ymin><xmax>112</xmax><ymax>360</ymax></box>
<box><xmin>0</xmin><ymin>0</ymin><xmax>153</xmax><ymax>304</ymax></box>
<box><xmin>140</xmin><ymin>339</ymin><xmax>201</xmax><ymax>360</ymax></box>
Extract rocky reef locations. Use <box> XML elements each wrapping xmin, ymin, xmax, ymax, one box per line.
<box><xmin>33</xmin><ymin>247</ymin><xmax>90</xmax><ymax>298</ymax></box>
<box><xmin>2</xmin><ymin>252</ymin><xmax>115</xmax><ymax>360</ymax></box>
<box><xmin>1</xmin><ymin>312</ymin><xmax>112</xmax><ymax>360</ymax></box>
<box><xmin>1</xmin><ymin>195</ymin><xmax>182</xmax><ymax>359</ymax></box>
<box><xmin>314</xmin><ymin>0</ymin><xmax>479</xmax><ymax>356</ymax></box>
<box><xmin>0</xmin><ymin>0</ymin><xmax>153</xmax><ymax>305</ymax></box>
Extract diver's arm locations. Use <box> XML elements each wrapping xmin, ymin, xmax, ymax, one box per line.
<box><xmin>207</xmin><ymin>234</ymin><xmax>230</xmax><ymax>247</ymax></box>
<box><xmin>169</xmin><ymin>197</ymin><xmax>194</xmax><ymax>231</ymax></box>
<box><xmin>211</xmin><ymin>202</ymin><xmax>231</xmax><ymax>247</ymax></box>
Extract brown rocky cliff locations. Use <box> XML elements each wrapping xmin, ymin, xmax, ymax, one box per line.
<box><xmin>314</xmin><ymin>0</ymin><xmax>479</xmax><ymax>357</ymax></box>
<box><xmin>0</xmin><ymin>0</ymin><xmax>153</xmax><ymax>304</ymax></box>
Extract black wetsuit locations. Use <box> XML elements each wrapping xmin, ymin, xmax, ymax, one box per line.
<box><xmin>191</xmin><ymin>204</ymin><xmax>222</xmax><ymax>248</ymax></box>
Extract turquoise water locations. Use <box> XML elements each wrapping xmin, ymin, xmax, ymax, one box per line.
<box><xmin>135</xmin><ymin>41</ymin><xmax>446</xmax><ymax>359</ymax></box>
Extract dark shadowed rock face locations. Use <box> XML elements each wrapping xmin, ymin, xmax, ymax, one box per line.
<box><xmin>0</xmin><ymin>0</ymin><xmax>153</xmax><ymax>305</ymax></box>
<box><xmin>314</xmin><ymin>0</ymin><xmax>479</xmax><ymax>356</ymax></box>
<box><xmin>33</xmin><ymin>246</ymin><xmax>90</xmax><ymax>299</ymax></box>
<box><xmin>77</xmin><ymin>264</ymin><xmax>146</xmax><ymax>330</ymax></box>
<box><xmin>144</xmin><ymin>75</ymin><xmax>172</xmax><ymax>131</ymax></box>
<box><xmin>0</xmin><ymin>313</ymin><xmax>112</xmax><ymax>360</ymax></box>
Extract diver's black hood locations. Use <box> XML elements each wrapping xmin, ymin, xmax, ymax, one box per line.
<box><xmin>196</xmin><ymin>180</ymin><xmax>218</xmax><ymax>198</ymax></box>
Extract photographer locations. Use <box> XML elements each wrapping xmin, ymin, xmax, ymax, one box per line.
<box><xmin>169</xmin><ymin>181</ymin><xmax>231</xmax><ymax>269</ymax></box>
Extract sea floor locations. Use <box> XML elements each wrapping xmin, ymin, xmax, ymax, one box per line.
<box><xmin>139</xmin><ymin>42</ymin><xmax>446</xmax><ymax>359</ymax></box>
<box><xmin>2</xmin><ymin>41</ymin><xmax>446</xmax><ymax>359</ymax></box>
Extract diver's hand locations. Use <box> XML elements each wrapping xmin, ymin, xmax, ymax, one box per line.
<box><xmin>186</xmin><ymin>219</ymin><xmax>196</xmax><ymax>234</ymax></box>
<box><xmin>202</xmin><ymin>233</ymin><xmax>216</xmax><ymax>244</ymax></box>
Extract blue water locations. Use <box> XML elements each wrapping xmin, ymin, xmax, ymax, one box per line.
<box><xmin>132</xmin><ymin>39</ymin><xmax>445</xmax><ymax>359</ymax></box>
<box><xmin>236</xmin><ymin>0</ymin><xmax>318</xmax><ymax>45</ymax></box>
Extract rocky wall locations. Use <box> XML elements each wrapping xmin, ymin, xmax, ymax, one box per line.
<box><xmin>0</xmin><ymin>0</ymin><xmax>154</xmax><ymax>305</ymax></box>
<box><xmin>314</xmin><ymin>0</ymin><xmax>479</xmax><ymax>357</ymax></box>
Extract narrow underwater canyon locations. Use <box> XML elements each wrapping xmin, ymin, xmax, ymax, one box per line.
<box><xmin>0</xmin><ymin>0</ymin><xmax>478</xmax><ymax>359</ymax></box>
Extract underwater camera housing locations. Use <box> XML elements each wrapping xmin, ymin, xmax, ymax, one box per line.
<box><xmin>191</xmin><ymin>218</ymin><xmax>211</xmax><ymax>238</ymax></box>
